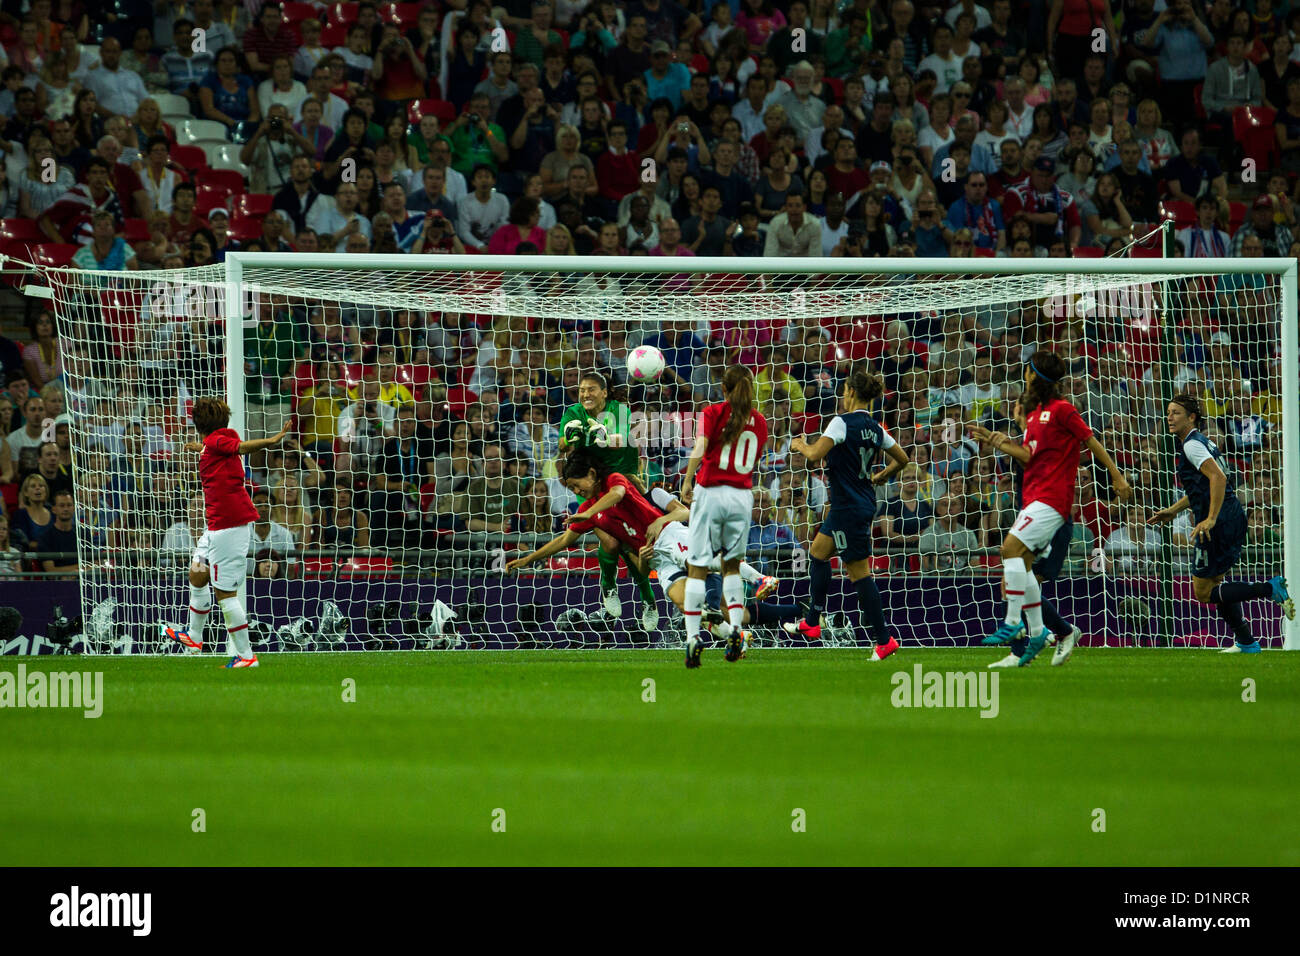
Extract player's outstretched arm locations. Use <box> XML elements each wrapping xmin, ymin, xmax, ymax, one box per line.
<box><xmin>969</xmin><ymin>425</ymin><xmax>1032</xmax><ymax>465</ymax></box>
<box><xmin>505</xmin><ymin>528</ymin><xmax>581</xmax><ymax>573</ymax></box>
<box><xmin>872</xmin><ymin>442</ymin><xmax>911</xmax><ymax>485</ymax></box>
<box><xmin>1083</xmin><ymin>435</ymin><xmax>1133</xmax><ymax>502</ymax></box>
<box><xmin>790</xmin><ymin>433</ymin><xmax>834</xmax><ymax>464</ymax></box>
<box><xmin>565</xmin><ymin>481</ymin><xmax>626</xmax><ymax>525</ymax></box>
<box><xmin>679</xmin><ymin>431</ymin><xmax>709</xmax><ymax>504</ymax></box>
<box><xmin>1148</xmin><ymin>496</ymin><xmax>1191</xmax><ymax>525</ymax></box>
<box><xmin>238</xmin><ymin>421</ymin><xmax>293</xmax><ymax>455</ymax></box>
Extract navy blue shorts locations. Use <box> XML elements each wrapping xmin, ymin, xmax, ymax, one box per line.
<box><xmin>819</xmin><ymin>508</ymin><xmax>874</xmax><ymax>564</ymax></box>
<box><xmin>1192</xmin><ymin>507</ymin><xmax>1247</xmax><ymax>579</ymax></box>
<box><xmin>1034</xmin><ymin>520</ymin><xmax>1075</xmax><ymax>582</ymax></box>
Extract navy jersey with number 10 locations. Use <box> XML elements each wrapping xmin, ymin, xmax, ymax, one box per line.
<box><xmin>823</xmin><ymin>411</ymin><xmax>896</xmax><ymax>518</ymax></box>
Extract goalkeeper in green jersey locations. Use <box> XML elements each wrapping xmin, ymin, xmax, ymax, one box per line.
<box><xmin>556</xmin><ymin>371</ymin><xmax>658</xmax><ymax>627</ymax></box>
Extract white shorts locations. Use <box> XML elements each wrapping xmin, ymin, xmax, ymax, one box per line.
<box><xmin>687</xmin><ymin>484</ymin><xmax>752</xmax><ymax>566</ymax></box>
<box><xmin>650</xmin><ymin>521</ymin><xmax>691</xmax><ymax>595</ymax></box>
<box><xmin>193</xmin><ymin>524</ymin><xmax>252</xmax><ymax>591</ymax></box>
<box><xmin>1007</xmin><ymin>501</ymin><xmax>1066</xmax><ymax>555</ymax></box>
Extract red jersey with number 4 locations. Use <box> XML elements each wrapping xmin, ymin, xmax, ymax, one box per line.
<box><xmin>696</xmin><ymin>402</ymin><xmax>769</xmax><ymax>489</ymax></box>
<box><xmin>569</xmin><ymin>473</ymin><xmax>664</xmax><ymax>550</ymax></box>
<box><xmin>200</xmin><ymin>428</ymin><xmax>259</xmax><ymax>531</ymax></box>
<box><xmin>1021</xmin><ymin>398</ymin><xmax>1093</xmax><ymax>517</ymax></box>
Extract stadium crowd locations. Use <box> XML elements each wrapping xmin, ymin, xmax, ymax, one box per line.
<box><xmin>0</xmin><ymin>0</ymin><xmax>1290</xmax><ymax>580</ymax></box>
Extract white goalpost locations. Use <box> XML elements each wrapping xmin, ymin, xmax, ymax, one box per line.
<box><xmin>29</xmin><ymin>252</ymin><xmax>1300</xmax><ymax>653</ymax></box>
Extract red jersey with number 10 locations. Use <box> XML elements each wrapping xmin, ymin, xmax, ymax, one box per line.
<box><xmin>696</xmin><ymin>402</ymin><xmax>769</xmax><ymax>489</ymax></box>
<box><xmin>569</xmin><ymin>473</ymin><xmax>664</xmax><ymax>550</ymax></box>
<box><xmin>1021</xmin><ymin>398</ymin><xmax>1093</xmax><ymax>518</ymax></box>
<box><xmin>200</xmin><ymin>428</ymin><xmax>259</xmax><ymax>531</ymax></box>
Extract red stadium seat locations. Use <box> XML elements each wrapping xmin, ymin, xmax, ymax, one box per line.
<box><xmin>232</xmin><ymin>193</ymin><xmax>273</xmax><ymax>218</ymax></box>
<box><xmin>383</xmin><ymin>2</ymin><xmax>426</xmax><ymax>23</ymax></box>
<box><xmin>1160</xmin><ymin>199</ymin><xmax>1195</xmax><ymax>228</ymax></box>
<box><xmin>302</xmin><ymin>557</ymin><xmax>336</xmax><ymax>578</ymax></box>
<box><xmin>338</xmin><ymin>556</ymin><xmax>396</xmax><ymax>577</ymax></box>
<box><xmin>228</xmin><ymin>215</ymin><xmax>262</xmax><ymax>241</ymax></box>
<box><xmin>1227</xmin><ymin>201</ymin><xmax>1247</xmax><ymax>233</ymax></box>
<box><xmin>0</xmin><ymin>217</ymin><xmax>43</xmax><ymax>240</ymax></box>
<box><xmin>170</xmin><ymin>143</ymin><xmax>208</xmax><ymax>170</ymax></box>
<box><xmin>823</xmin><ymin>76</ymin><xmax>844</xmax><ymax>104</ymax></box>
<box><xmin>121</xmin><ymin>218</ymin><xmax>151</xmax><ymax>241</ymax></box>
<box><xmin>326</xmin><ymin>2</ymin><xmax>360</xmax><ymax>24</ymax></box>
<box><xmin>1073</xmin><ymin>246</ymin><xmax>1104</xmax><ymax>258</ymax></box>
<box><xmin>321</xmin><ymin>21</ymin><xmax>348</xmax><ymax>46</ymax></box>
<box><xmin>1130</xmin><ymin>246</ymin><xmax>1164</xmax><ymax>257</ymax></box>
<box><xmin>282</xmin><ymin>1</ymin><xmax>318</xmax><ymax>22</ymax></box>
<box><xmin>195</xmin><ymin>183</ymin><xmax>232</xmax><ymax>217</ymax></box>
<box><xmin>194</xmin><ymin>168</ymin><xmax>246</xmax><ymax>194</ymax></box>
<box><xmin>32</xmin><ymin>243</ymin><xmax>78</xmax><ymax>266</ymax></box>
<box><xmin>1233</xmin><ymin>105</ymin><xmax>1278</xmax><ymax>171</ymax></box>
<box><xmin>971</xmin><ymin>245</ymin><xmax>995</xmax><ymax>257</ymax></box>
<box><xmin>101</xmin><ymin>289</ymin><xmax>144</xmax><ymax>353</ymax></box>
<box><xmin>407</xmin><ymin>97</ymin><xmax>457</xmax><ymax>125</ymax></box>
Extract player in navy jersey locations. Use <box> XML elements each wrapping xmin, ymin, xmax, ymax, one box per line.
<box><xmin>680</xmin><ymin>366</ymin><xmax>769</xmax><ymax>668</ymax></box>
<box><xmin>163</xmin><ymin>398</ymin><xmax>290</xmax><ymax>668</ymax></box>
<box><xmin>1147</xmin><ymin>393</ymin><xmax>1294</xmax><ymax>653</ymax></box>
<box><xmin>986</xmin><ymin>395</ymin><xmax>1083</xmax><ymax>668</ymax></box>
<box><xmin>969</xmin><ymin>350</ymin><xmax>1132</xmax><ymax>665</ymax></box>
<box><xmin>786</xmin><ymin>369</ymin><xmax>911</xmax><ymax>662</ymax></box>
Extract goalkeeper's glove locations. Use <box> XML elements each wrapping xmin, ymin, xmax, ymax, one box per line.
<box><xmin>562</xmin><ymin>419</ymin><xmax>587</xmax><ymax>448</ymax></box>
<box><xmin>586</xmin><ymin>419</ymin><xmax>609</xmax><ymax>448</ymax></box>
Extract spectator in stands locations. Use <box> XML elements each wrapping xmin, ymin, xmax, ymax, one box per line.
<box><xmin>1231</xmin><ymin>194</ymin><xmax>1294</xmax><ymax>256</ymax></box>
<box><xmin>447</xmin><ymin>92</ymin><xmax>509</xmax><ymax>176</ymax></box>
<box><xmin>70</xmin><ymin>208</ymin><xmax>138</xmax><ymax>271</ymax></box>
<box><xmin>259</xmin><ymin>53</ymin><xmax>307</xmax><ymax>117</ymax></box>
<box><xmin>12</xmin><ymin>472</ymin><xmax>51</xmax><ymax>549</ymax></box>
<box><xmin>1203</xmin><ymin>32</ymin><xmax>1263</xmax><ymax>132</ymax></box>
<box><xmin>270</xmin><ymin>153</ymin><xmax>323</xmax><ymax>237</ymax></box>
<box><xmin>200</xmin><ymin>45</ymin><xmax>262</xmax><ymax>133</ymax></box>
<box><xmin>0</xmin><ymin>514</ymin><xmax>24</xmax><ymax>578</ymax></box>
<box><xmin>137</xmin><ymin>135</ymin><xmax>181</xmax><ymax>215</ymax></box>
<box><xmin>1002</xmin><ymin>156</ymin><xmax>1082</xmax><ymax>250</ymax></box>
<box><xmin>243</xmin><ymin>2</ymin><xmax>297</xmax><ymax>82</ymax></box>
<box><xmin>270</xmin><ymin>472</ymin><xmax>314</xmax><ymax>548</ymax></box>
<box><xmin>917</xmin><ymin>493</ymin><xmax>978</xmax><ymax>572</ymax></box>
<box><xmin>196</xmin><ymin>0</ymin><xmax>240</xmax><ymax>54</ymax></box>
<box><xmin>456</xmin><ymin>163</ymin><xmax>511</xmax><ymax>250</ymax></box>
<box><xmin>6</xmin><ymin>395</ymin><xmax>46</xmax><ymax>464</ymax></box>
<box><xmin>16</xmin><ymin>137</ymin><xmax>74</xmax><ymax>221</ymax></box>
<box><xmin>37</xmin><ymin>488</ymin><xmax>77</xmax><ymax>575</ymax></box>
<box><xmin>488</xmin><ymin>195</ymin><xmax>546</xmax><ymax>255</ymax></box>
<box><xmin>318</xmin><ymin>481</ymin><xmax>371</xmax><ymax>551</ymax></box>
<box><xmin>1177</xmin><ymin>194</ymin><xmax>1232</xmax><ymax>257</ymax></box>
<box><xmin>161</xmin><ymin>494</ymin><xmax>206</xmax><ymax>567</ymax></box>
<box><xmin>249</xmin><ymin>488</ymin><xmax>298</xmax><ymax>579</ymax></box>
<box><xmin>242</xmin><ymin>102</ymin><xmax>312</xmax><ymax>194</ymax></box>
<box><xmin>446</xmin><ymin>441</ymin><xmax>521</xmax><ymax>533</ymax></box>
<box><xmin>307</xmin><ymin>181</ymin><xmax>371</xmax><ymax>253</ymax></box>
<box><xmin>944</xmin><ymin>169</ymin><xmax>1004</xmax><ymax>252</ymax></box>
<box><xmin>764</xmin><ymin>190</ymin><xmax>821</xmax><ymax>256</ymax></box>
<box><xmin>24</xmin><ymin>441</ymin><xmax>70</xmax><ymax>497</ymax></box>
<box><xmin>161</xmin><ymin>18</ymin><xmax>214</xmax><ymax>105</ymax></box>
<box><xmin>83</xmin><ymin>36</ymin><xmax>148</xmax><ymax>119</ymax></box>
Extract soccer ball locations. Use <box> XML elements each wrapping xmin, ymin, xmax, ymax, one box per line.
<box><xmin>626</xmin><ymin>345</ymin><xmax>666</xmax><ymax>382</ymax></box>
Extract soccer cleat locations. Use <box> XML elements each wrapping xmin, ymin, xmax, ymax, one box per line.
<box><xmin>723</xmin><ymin>627</ymin><xmax>749</xmax><ymax>662</ymax></box>
<box><xmin>640</xmin><ymin>601</ymin><xmax>659</xmax><ymax>632</ymax></box>
<box><xmin>684</xmin><ymin>634</ymin><xmax>705</xmax><ymax>668</ymax></box>
<box><xmin>601</xmin><ymin>587</ymin><xmax>622</xmax><ymax>618</ymax></box>
<box><xmin>1017</xmin><ymin>629</ymin><xmax>1050</xmax><ymax>666</ymax></box>
<box><xmin>1051</xmin><ymin>626</ymin><xmax>1082</xmax><ymax>666</ymax></box>
<box><xmin>1220</xmin><ymin>641</ymin><xmax>1262</xmax><ymax>654</ymax></box>
<box><xmin>162</xmin><ymin>624</ymin><xmax>201</xmax><ymax>650</ymax></box>
<box><xmin>1268</xmin><ymin>576</ymin><xmax>1295</xmax><ymax>621</ymax></box>
<box><xmin>782</xmin><ymin>619</ymin><xmax>821</xmax><ymax>641</ymax></box>
<box><xmin>981</xmin><ymin>620</ymin><xmax>1025</xmax><ymax>646</ymax></box>
<box><xmin>224</xmin><ymin>655</ymin><xmax>259</xmax><ymax>668</ymax></box>
<box><xmin>988</xmin><ymin>653</ymin><xmax>1022</xmax><ymax>668</ymax></box>
<box><xmin>867</xmin><ymin>636</ymin><xmax>900</xmax><ymax>661</ymax></box>
<box><xmin>755</xmin><ymin>575</ymin><xmax>779</xmax><ymax>600</ymax></box>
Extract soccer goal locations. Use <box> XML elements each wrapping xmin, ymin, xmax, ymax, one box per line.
<box><xmin>34</xmin><ymin>253</ymin><xmax>1298</xmax><ymax>653</ymax></box>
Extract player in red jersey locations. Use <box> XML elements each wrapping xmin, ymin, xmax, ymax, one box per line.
<box><xmin>969</xmin><ymin>350</ymin><xmax>1131</xmax><ymax>665</ymax></box>
<box><xmin>162</xmin><ymin>398</ymin><xmax>290</xmax><ymax>668</ymax></box>
<box><xmin>679</xmin><ymin>366</ymin><xmax>769</xmax><ymax>667</ymax></box>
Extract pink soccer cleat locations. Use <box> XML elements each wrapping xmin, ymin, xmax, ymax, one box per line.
<box><xmin>868</xmin><ymin>636</ymin><xmax>900</xmax><ymax>662</ymax></box>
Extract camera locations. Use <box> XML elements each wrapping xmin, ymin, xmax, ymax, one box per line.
<box><xmin>269</xmin><ymin>117</ymin><xmax>284</xmax><ymax>132</ymax></box>
<box><xmin>678</xmin><ymin>123</ymin><xmax>690</xmax><ymax>133</ymax></box>
<box><xmin>467</xmin><ymin>113</ymin><xmax>481</xmax><ymax>125</ymax></box>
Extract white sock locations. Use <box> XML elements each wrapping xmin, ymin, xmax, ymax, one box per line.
<box><xmin>187</xmin><ymin>586</ymin><xmax>211</xmax><ymax>643</ymax></box>
<box><xmin>683</xmin><ymin>577</ymin><xmax>706</xmax><ymax>640</ymax></box>
<box><xmin>219</xmin><ymin>597</ymin><xmax>253</xmax><ymax>659</ymax></box>
<box><xmin>723</xmin><ymin>574</ymin><xmax>745</xmax><ymax>629</ymax></box>
<box><xmin>1003</xmin><ymin>557</ymin><xmax>1027</xmax><ymax>627</ymax></box>
<box><xmin>1023</xmin><ymin>575</ymin><xmax>1043</xmax><ymax>634</ymax></box>
<box><xmin>738</xmin><ymin>561</ymin><xmax>763</xmax><ymax>584</ymax></box>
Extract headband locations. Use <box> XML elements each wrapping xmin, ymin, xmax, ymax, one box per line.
<box><xmin>1028</xmin><ymin>357</ymin><xmax>1057</xmax><ymax>383</ymax></box>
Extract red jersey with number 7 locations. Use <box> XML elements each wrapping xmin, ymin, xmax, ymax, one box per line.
<box><xmin>1020</xmin><ymin>398</ymin><xmax>1093</xmax><ymax>518</ymax></box>
<box><xmin>695</xmin><ymin>402</ymin><xmax>769</xmax><ymax>489</ymax></box>
<box><xmin>200</xmin><ymin>428</ymin><xmax>259</xmax><ymax>531</ymax></box>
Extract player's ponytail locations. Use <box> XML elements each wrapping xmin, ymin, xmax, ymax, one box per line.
<box><xmin>1170</xmin><ymin>392</ymin><xmax>1203</xmax><ymax>426</ymax></box>
<box><xmin>718</xmin><ymin>365</ymin><xmax>754</xmax><ymax>449</ymax></box>
<box><xmin>845</xmin><ymin>366</ymin><xmax>885</xmax><ymax>406</ymax></box>
<box><xmin>1023</xmin><ymin>349</ymin><xmax>1065</xmax><ymax>413</ymax></box>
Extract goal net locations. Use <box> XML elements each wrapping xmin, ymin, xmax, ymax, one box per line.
<box><xmin>31</xmin><ymin>253</ymin><xmax>1299</xmax><ymax>653</ymax></box>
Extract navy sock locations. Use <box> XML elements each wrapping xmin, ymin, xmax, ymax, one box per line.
<box><xmin>1040</xmin><ymin>596</ymin><xmax>1070</xmax><ymax>638</ymax></box>
<box><xmin>806</xmin><ymin>558</ymin><xmax>831</xmax><ymax>628</ymax></box>
<box><xmin>752</xmin><ymin>601</ymin><xmax>802</xmax><ymax>623</ymax></box>
<box><xmin>1211</xmin><ymin>582</ymin><xmax>1271</xmax><ymax>604</ymax></box>
<box><xmin>1215</xmin><ymin>600</ymin><xmax>1253</xmax><ymax>645</ymax></box>
<box><xmin>1010</xmin><ymin>635</ymin><xmax>1028</xmax><ymax>656</ymax></box>
<box><xmin>854</xmin><ymin>576</ymin><xmax>889</xmax><ymax>645</ymax></box>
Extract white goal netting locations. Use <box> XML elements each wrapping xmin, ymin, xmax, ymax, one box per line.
<box><xmin>28</xmin><ymin>255</ymin><xmax>1298</xmax><ymax>653</ymax></box>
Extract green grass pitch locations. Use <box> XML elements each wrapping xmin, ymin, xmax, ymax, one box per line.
<box><xmin>2</xmin><ymin>648</ymin><xmax>1296</xmax><ymax>866</ymax></box>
